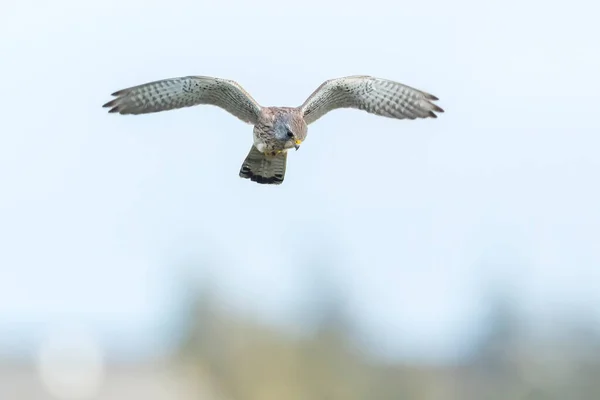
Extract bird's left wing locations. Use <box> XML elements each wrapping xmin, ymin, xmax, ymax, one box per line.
<box><xmin>299</xmin><ymin>75</ymin><xmax>444</xmax><ymax>125</ymax></box>
<box><xmin>103</xmin><ymin>76</ymin><xmax>262</xmax><ymax>124</ymax></box>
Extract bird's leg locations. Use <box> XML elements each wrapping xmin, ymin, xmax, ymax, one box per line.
<box><xmin>265</xmin><ymin>149</ymin><xmax>282</xmax><ymax>158</ymax></box>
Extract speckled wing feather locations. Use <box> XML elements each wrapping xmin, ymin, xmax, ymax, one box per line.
<box><xmin>103</xmin><ymin>76</ymin><xmax>262</xmax><ymax>124</ymax></box>
<box><xmin>299</xmin><ymin>75</ymin><xmax>444</xmax><ymax>125</ymax></box>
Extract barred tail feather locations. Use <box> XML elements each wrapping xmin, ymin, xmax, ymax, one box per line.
<box><xmin>239</xmin><ymin>146</ymin><xmax>287</xmax><ymax>185</ymax></box>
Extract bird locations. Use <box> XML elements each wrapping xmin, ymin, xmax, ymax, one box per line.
<box><xmin>103</xmin><ymin>75</ymin><xmax>444</xmax><ymax>185</ymax></box>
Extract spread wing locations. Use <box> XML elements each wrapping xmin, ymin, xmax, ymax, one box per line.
<box><xmin>299</xmin><ymin>75</ymin><xmax>444</xmax><ymax>125</ymax></box>
<box><xmin>102</xmin><ymin>76</ymin><xmax>262</xmax><ymax>124</ymax></box>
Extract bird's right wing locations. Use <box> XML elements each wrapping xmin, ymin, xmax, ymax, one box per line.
<box><xmin>299</xmin><ymin>75</ymin><xmax>444</xmax><ymax>125</ymax></box>
<box><xmin>103</xmin><ymin>76</ymin><xmax>262</xmax><ymax>124</ymax></box>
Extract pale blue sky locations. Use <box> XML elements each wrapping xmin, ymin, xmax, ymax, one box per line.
<box><xmin>1</xmin><ymin>0</ymin><xmax>599</xmax><ymax>363</ymax></box>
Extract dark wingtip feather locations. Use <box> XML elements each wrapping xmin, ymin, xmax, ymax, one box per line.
<box><xmin>111</xmin><ymin>89</ymin><xmax>128</xmax><ymax>96</ymax></box>
<box><xmin>103</xmin><ymin>97</ymin><xmax>126</xmax><ymax>113</ymax></box>
<box><xmin>431</xmin><ymin>103</ymin><xmax>444</xmax><ymax>113</ymax></box>
<box><xmin>102</xmin><ymin>99</ymin><xmax>117</xmax><ymax>108</ymax></box>
<box><xmin>424</xmin><ymin>92</ymin><xmax>439</xmax><ymax>101</ymax></box>
<box><xmin>428</xmin><ymin>111</ymin><xmax>438</xmax><ymax>118</ymax></box>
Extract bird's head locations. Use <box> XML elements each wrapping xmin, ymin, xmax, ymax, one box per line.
<box><xmin>273</xmin><ymin>111</ymin><xmax>307</xmax><ymax>151</ymax></box>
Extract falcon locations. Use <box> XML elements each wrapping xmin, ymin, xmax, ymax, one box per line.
<box><xmin>103</xmin><ymin>75</ymin><xmax>444</xmax><ymax>185</ymax></box>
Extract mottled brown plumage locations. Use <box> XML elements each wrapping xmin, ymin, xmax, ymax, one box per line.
<box><xmin>103</xmin><ymin>75</ymin><xmax>444</xmax><ymax>185</ymax></box>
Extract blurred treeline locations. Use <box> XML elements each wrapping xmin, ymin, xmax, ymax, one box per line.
<box><xmin>173</xmin><ymin>275</ymin><xmax>600</xmax><ymax>400</ymax></box>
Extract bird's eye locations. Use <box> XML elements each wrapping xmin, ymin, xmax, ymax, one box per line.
<box><xmin>287</xmin><ymin>129</ymin><xmax>294</xmax><ymax>138</ymax></box>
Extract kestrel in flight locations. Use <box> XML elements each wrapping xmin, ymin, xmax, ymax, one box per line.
<box><xmin>103</xmin><ymin>75</ymin><xmax>444</xmax><ymax>185</ymax></box>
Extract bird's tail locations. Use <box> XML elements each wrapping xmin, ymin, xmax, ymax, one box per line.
<box><xmin>239</xmin><ymin>146</ymin><xmax>287</xmax><ymax>185</ymax></box>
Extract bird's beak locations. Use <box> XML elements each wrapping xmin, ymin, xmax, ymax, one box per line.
<box><xmin>294</xmin><ymin>139</ymin><xmax>302</xmax><ymax>151</ymax></box>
